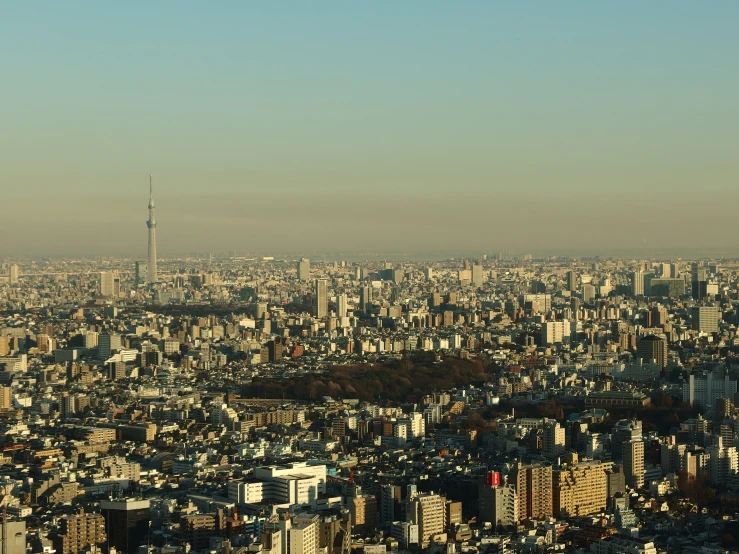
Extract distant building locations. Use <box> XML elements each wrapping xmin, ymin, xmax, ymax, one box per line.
<box><xmin>691</xmin><ymin>306</ymin><xmax>719</xmax><ymax>333</ymax></box>
<box><xmin>315</xmin><ymin>279</ymin><xmax>328</xmax><ymax>319</ymax></box>
<box><xmin>566</xmin><ymin>270</ymin><xmax>577</xmax><ymax>292</ymax></box>
<box><xmin>135</xmin><ymin>261</ymin><xmax>147</xmax><ymax>285</ymax></box>
<box><xmin>298</xmin><ymin>258</ymin><xmax>311</xmax><ymax>281</ymax></box>
<box><xmin>636</xmin><ymin>334</ymin><xmax>667</xmax><ymax>369</ymax></box>
<box><xmin>100</xmin><ymin>271</ymin><xmax>120</xmax><ymax>297</ymax></box>
<box><xmin>631</xmin><ymin>270</ymin><xmax>644</xmax><ymax>296</ymax></box>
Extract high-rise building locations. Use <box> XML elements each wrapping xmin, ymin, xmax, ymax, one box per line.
<box><xmin>135</xmin><ymin>261</ymin><xmax>147</xmax><ymax>285</ymax></box>
<box><xmin>146</xmin><ymin>175</ymin><xmax>158</xmax><ymax>283</ymax></box>
<box><xmin>101</xmin><ymin>498</ymin><xmax>151</xmax><ymax>554</ymax></box>
<box><xmin>553</xmin><ymin>461</ymin><xmax>608</xmax><ymax>517</ymax></box>
<box><xmin>315</xmin><ymin>279</ymin><xmax>328</xmax><ymax>319</ymax></box>
<box><xmin>98</xmin><ymin>333</ymin><xmax>121</xmax><ymax>361</ymax></box>
<box><xmin>100</xmin><ymin>271</ymin><xmax>120</xmax><ymax>297</ymax></box>
<box><xmin>511</xmin><ymin>463</ymin><xmax>553</xmax><ymax>521</ymax></box>
<box><xmin>52</xmin><ymin>513</ymin><xmax>105</xmax><ymax>554</ymax></box>
<box><xmin>0</xmin><ymin>385</ymin><xmax>13</xmax><ymax>410</ymax></box>
<box><xmin>631</xmin><ymin>270</ymin><xmax>644</xmax><ymax>296</ymax></box>
<box><xmin>337</xmin><ymin>294</ymin><xmax>348</xmax><ymax>319</ymax></box>
<box><xmin>379</xmin><ymin>484</ymin><xmax>402</xmax><ymax>525</ymax></box>
<box><xmin>348</xmin><ymin>495</ymin><xmax>377</xmax><ymax>535</ymax></box>
<box><xmin>542</xmin><ymin>420</ymin><xmax>566</xmax><ymax>458</ymax></box>
<box><xmin>566</xmin><ymin>270</ymin><xmax>577</xmax><ymax>292</ymax></box>
<box><xmin>298</xmin><ymin>258</ymin><xmax>311</xmax><ymax>281</ymax></box>
<box><xmin>691</xmin><ymin>306</ymin><xmax>719</xmax><ymax>333</ymax></box>
<box><xmin>692</xmin><ymin>266</ymin><xmax>708</xmax><ymax>300</ymax></box>
<box><xmin>408</xmin><ymin>493</ymin><xmax>446</xmax><ymax>548</ymax></box>
<box><xmin>636</xmin><ymin>334</ymin><xmax>668</xmax><ymax>369</ymax></box>
<box><xmin>360</xmin><ymin>286</ymin><xmax>372</xmax><ymax>313</ymax></box>
<box><xmin>622</xmin><ymin>439</ymin><xmax>645</xmax><ymax>489</ymax></box>
<box><xmin>8</xmin><ymin>264</ymin><xmax>18</xmax><ymax>286</ymax></box>
<box><xmin>611</xmin><ymin>419</ymin><xmax>642</xmax><ymax>464</ymax></box>
<box><xmin>471</xmin><ymin>264</ymin><xmax>484</xmax><ymax>287</ymax></box>
<box><xmin>582</xmin><ymin>284</ymin><xmax>596</xmax><ymax>303</ymax></box>
<box><xmin>541</xmin><ymin>320</ymin><xmax>571</xmax><ymax>346</ymax></box>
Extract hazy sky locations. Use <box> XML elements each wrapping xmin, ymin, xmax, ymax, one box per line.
<box><xmin>3</xmin><ymin>2</ymin><xmax>739</xmax><ymax>257</ymax></box>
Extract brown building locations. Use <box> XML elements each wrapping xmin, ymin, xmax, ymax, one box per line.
<box><xmin>511</xmin><ymin>463</ymin><xmax>553</xmax><ymax>521</ymax></box>
<box><xmin>445</xmin><ymin>500</ymin><xmax>463</xmax><ymax>531</ymax></box>
<box><xmin>52</xmin><ymin>512</ymin><xmax>107</xmax><ymax>554</ymax></box>
<box><xmin>349</xmin><ymin>495</ymin><xmax>377</xmax><ymax>536</ymax></box>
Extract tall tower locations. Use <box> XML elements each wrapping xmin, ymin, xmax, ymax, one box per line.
<box><xmin>146</xmin><ymin>175</ymin><xmax>158</xmax><ymax>283</ymax></box>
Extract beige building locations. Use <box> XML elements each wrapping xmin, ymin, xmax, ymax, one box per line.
<box><xmin>623</xmin><ymin>439</ymin><xmax>645</xmax><ymax>489</ymax></box>
<box><xmin>409</xmin><ymin>493</ymin><xmax>447</xmax><ymax>547</ymax></box>
<box><xmin>553</xmin><ymin>461</ymin><xmax>609</xmax><ymax>517</ymax></box>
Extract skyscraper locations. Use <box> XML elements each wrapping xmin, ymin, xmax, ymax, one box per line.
<box><xmin>135</xmin><ymin>261</ymin><xmax>147</xmax><ymax>285</ymax></box>
<box><xmin>566</xmin><ymin>270</ymin><xmax>577</xmax><ymax>292</ymax></box>
<box><xmin>8</xmin><ymin>264</ymin><xmax>18</xmax><ymax>286</ymax></box>
<box><xmin>315</xmin><ymin>279</ymin><xmax>328</xmax><ymax>319</ymax></box>
<box><xmin>146</xmin><ymin>175</ymin><xmax>158</xmax><ymax>284</ymax></box>
<box><xmin>298</xmin><ymin>258</ymin><xmax>310</xmax><ymax>281</ymax></box>
<box><xmin>631</xmin><ymin>270</ymin><xmax>644</xmax><ymax>296</ymax></box>
<box><xmin>622</xmin><ymin>439</ymin><xmax>645</xmax><ymax>489</ymax></box>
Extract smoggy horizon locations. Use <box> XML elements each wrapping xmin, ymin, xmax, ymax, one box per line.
<box><xmin>4</xmin><ymin>2</ymin><xmax>739</xmax><ymax>257</ymax></box>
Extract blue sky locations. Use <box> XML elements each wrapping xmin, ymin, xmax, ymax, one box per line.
<box><xmin>2</xmin><ymin>2</ymin><xmax>738</xmax><ymax>256</ymax></box>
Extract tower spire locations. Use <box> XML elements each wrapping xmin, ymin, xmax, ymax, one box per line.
<box><xmin>146</xmin><ymin>175</ymin><xmax>158</xmax><ymax>283</ymax></box>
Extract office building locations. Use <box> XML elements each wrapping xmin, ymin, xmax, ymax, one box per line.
<box><xmin>360</xmin><ymin>286</ymin><xmax>372</xmax><ymax>313</ymax></box>
<box><xmin>146</xmin><ymin>175</ymin><xmax>158</xmax><ymax>283</ymax></box>
<box><xmin>648</xmin><ymin>278</ymin><xmax>685</xmax><ymax>297</ymax></box>
<box><xmin>622</xmin><ymin>439</ymin><xmax>645</xmax><ymax>489</ymax></box>
<box><xmin>553</xmin><ymin>461</ymin><xmax>608</xmax><ymax>517</ymax></box>
<box><xmin>298</xmin><ymin>258</ymin><xmax>311</xmax><ymax>281</ymax></box>
<box><xmin>8</xmin><ymin>264</ymin><xmax>18</xmax><ymax>286</ymax></box>
<box><xmin>566</xmin><ymin>270</ymin><xmax>577</xmax><ymax>292</ymax></box>
<box><xmin>135</xmin><ymin>261</ymin><xmax>147</xmax><ymax>285</ymax></box>
<box><xmin>541</xmin><ymin>320</ymin><xmax>570</xmax><ymax>346</ymax></box>
<box><xmin>521</xmin><ymin>293</ymin><xmax>551</xmax><ymax>314</ymax></box>
<box><xmin>100</xmin><ymin>271</ymin><xmax>120</xmax><ymax>297</ymax></box>
<box><xmin>337</xmin><ymin>293</ymin><xmax>348</xmax><ymax>319</ymax></box>
<box><xmin>631</xmin><ymin>270</ymin><xmax>644</xmax><ymax>296</ymax></box>
<box><xmin>315</xmin><ymin>279</ymin><xmax>328</xmax><ymax>319</ymax></box>
<box><xmin>692</xmin><ymin>266</ymin><xmax>708</xmax><ymax>300</ymax></box>
<box><xmin>582</xmin><ymin>284</ymin><xmax>596</xmax><ymax>303</ymax></box>
<box><xmin>100</xmin><ymin>498</ymin><xmax>151</xmax><ymax>554</ymax></box>
<box><xmin>471</xmin><ymin>264</ymin><xmax>484</xmax><ymax>287</ymax></box>
<box><xmin>636</xmin><ymin>334</ymin><xmax>667</xmax><ymax>369</ymax></box>
<box><xmin>691</xmin><ymin>306</ymin><xmax>719</xmax><ymax>333</ymax></box>
<box><xmin>98</xmin><ymin>333</ymin><xmax>121</xmax><ymax>360</ymax></box>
